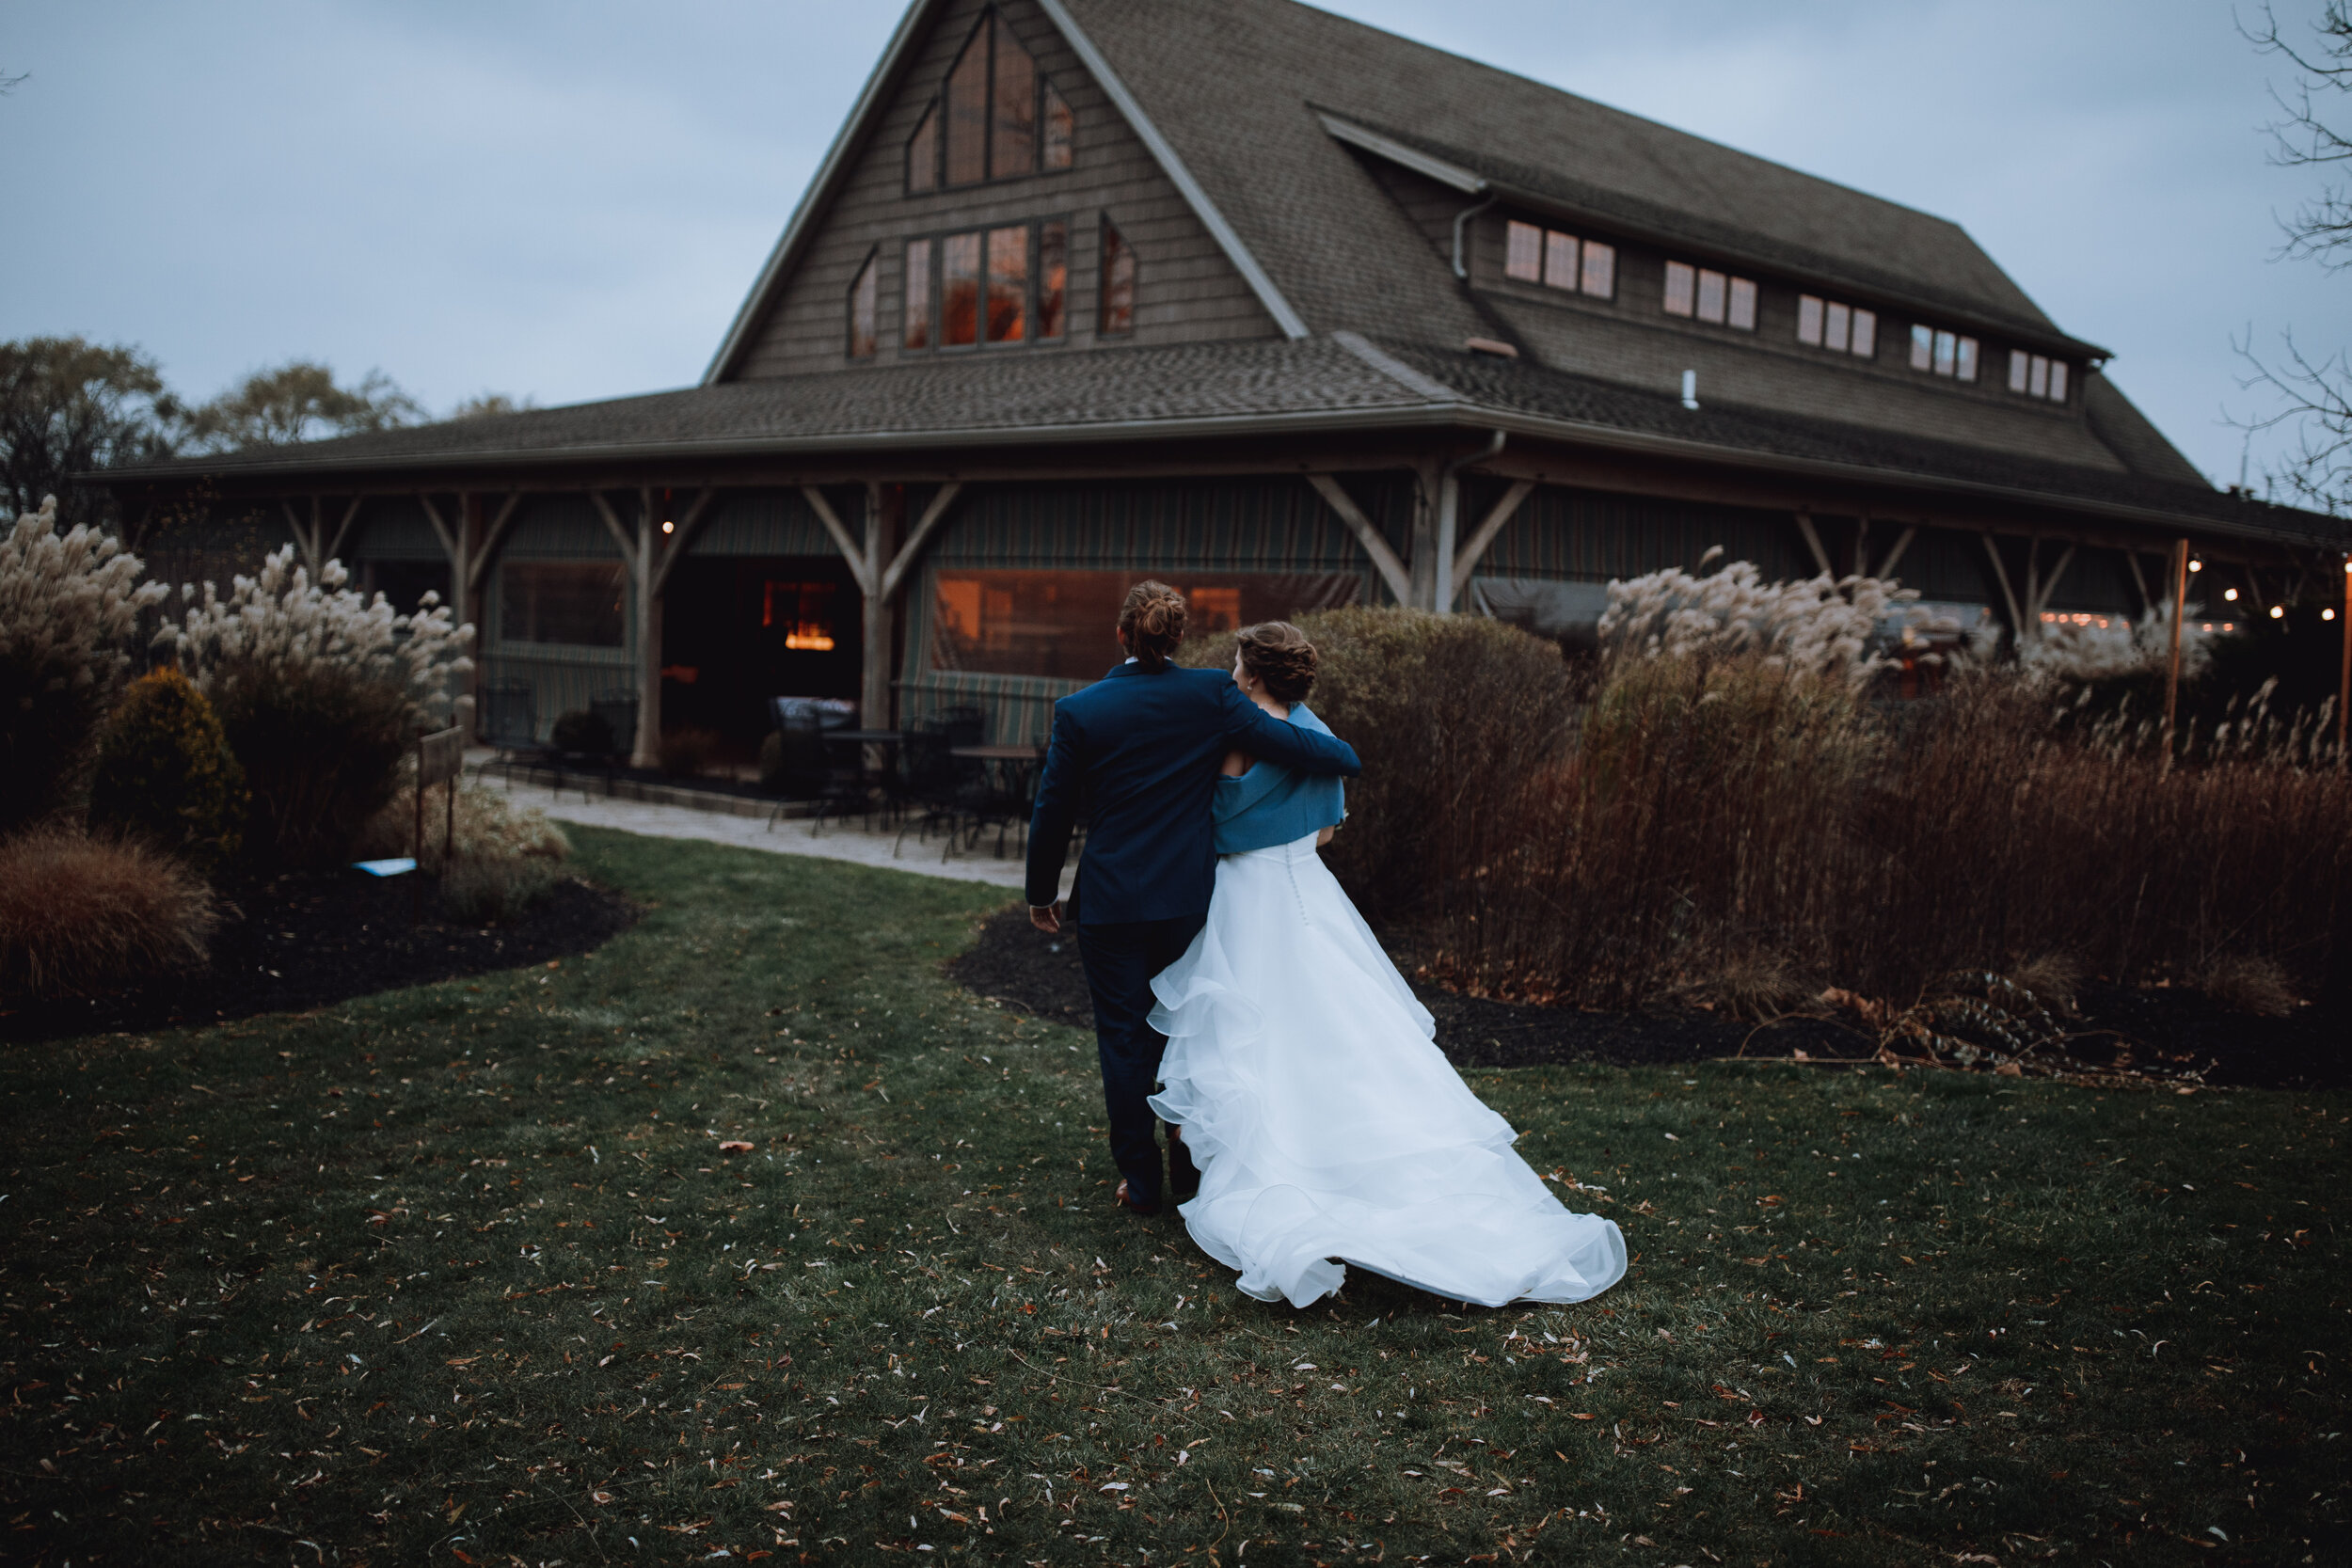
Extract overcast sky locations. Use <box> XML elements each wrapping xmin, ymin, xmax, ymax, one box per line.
<box><xmin>3</xmin><ymin>0</ymin><xmax>2345</xmax><ymax>489</ymax></box>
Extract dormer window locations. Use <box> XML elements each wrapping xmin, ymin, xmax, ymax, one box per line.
<box><xmin>907</xmin><ymin>9</ymin><xmax>1071</xmax><ymax>193</ymax></box>
<box><xmin>2008</xmin><ymin>350</ymin><xmax>2070</xmax><ymax>403</ymax></box>
<box><xmin>1502</xmin><ymin>219</ymin><xmax>1614</xmax><ymax>299</ymax></box>
<box><xmin>1797</xmin><ymin>294</ymin><xmax>1876</xmax><ymax>358</ymax></box>
<box><xmin>1663</xmin><ymin>261</ymin><xmax>1755</xmax><ymax>330</ymax></box>
<box><xmin>1910</xmin><ymin>325</ymin><xmax>1979</xmax><ymax>382</ymax></box>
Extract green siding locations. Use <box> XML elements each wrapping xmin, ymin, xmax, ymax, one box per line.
<box><xmin>505</xmin><ymin>496</ymin><xmax>624</xmax><ymax>560</ymax></box>
<box><xmin>347</xmin><ymin>497</ymin><xmax>443</xmax><ymax>562</ymax></box>
<box><xmin>1469</xmin><ymin>481</ymin><xmax>1812</xmax><ymax>584</ymax></box>
<box><xmin>691</xmin><ymin>488</ymin><xmax>834</xmax><ymax>557</ymax></box>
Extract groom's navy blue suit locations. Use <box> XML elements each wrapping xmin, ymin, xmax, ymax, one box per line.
<box><xmin>1026</xmin><ymin>660</ymin><xmax>1361</xmax><ymax>1211</ymax></box>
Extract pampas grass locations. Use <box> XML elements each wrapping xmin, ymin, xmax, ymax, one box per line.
<box><xmin>0</xmin><ymin>827</ymin><xmax>216</xmax><ymax>1001</ymax></box>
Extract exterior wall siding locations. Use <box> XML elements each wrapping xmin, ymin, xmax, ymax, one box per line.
<box><xmin>1468</xmin><ymin>480</ymin><xmax>1813</xmax><ymax>585</ymax></box>
<box><xmin>688</xmin><ymin>488</ymin><xmax>834</xmax><ymax>558</ymax></box>
<box><xmin>731</xmin><ymin>0</ymin><xmax>1277</xmax><ymax>381</ymax></box>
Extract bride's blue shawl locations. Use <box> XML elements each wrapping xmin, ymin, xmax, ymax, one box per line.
<box><xmin>1213</xmin><ymin>703</ymin><xmax>1347</xmax><ymax>853</ymax></box>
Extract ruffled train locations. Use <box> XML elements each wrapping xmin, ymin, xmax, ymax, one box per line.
<box><xmin>1146</xmin><ymin>834</ymin><xmax>1627</xmax><ymax>1308</ymax></box>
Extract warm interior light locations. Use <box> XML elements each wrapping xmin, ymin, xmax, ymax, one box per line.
<box><xmin>661</xmin><ymin>520</ymin><xmax>675</xmax><ymax>534</ymax></box>
<box><xmin>2270</xmin><ymin>605</ymin><xmax>2285</xmax><ymax>619</ymax></box>
<box><xmin>784</xmin><ymin>633</ymin><xmax>836</xmax><ymax>651</ymax></box>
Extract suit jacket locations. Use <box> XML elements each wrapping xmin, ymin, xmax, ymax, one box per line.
<box><xmin>1025</xmin><ymin>662</ymin><xmax>1362</xmax><ymax>923</ymax></box>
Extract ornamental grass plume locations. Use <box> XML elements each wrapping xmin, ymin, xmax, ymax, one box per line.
<box><xmin>0</xmin><ymin>495</ymin><xmax>171</xmax><ymax>832</ymax></box>
<box><xmin>0</xmin><ymin>825</ymin><xmax>215</xmax><ymax>1002</ymax></box>
<box><xmin>1596</xmin><ymin>553</ymin><xmax>1924</xmax><ymax>683</ymax></box>
<box><xmin>2019</xmin><ymin>604</ymin><xmax>2212</xmax><ymax>683</ymax></box>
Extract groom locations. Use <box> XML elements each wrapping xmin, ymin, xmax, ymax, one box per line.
<box><xmin>1025</xmin><ymin>581</ymin><xmax>1360</xmax><ymax>1217</ymax></box>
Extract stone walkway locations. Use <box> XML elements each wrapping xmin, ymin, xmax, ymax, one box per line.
<box><xmin>479</xmin><ymin>772</ymin><xmax>1056</xmax><ymax>895</ymax></box>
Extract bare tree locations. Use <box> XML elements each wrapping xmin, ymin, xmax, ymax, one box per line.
<box><xmin>2238</xmin><ymin>3</ymin><xmax>2352</xmax><ymax>512</ymax></box>
<box><xmin>0</xmin><ymin>338</ymin><xmax>182</xmax><ymax>530</ymax></box>
<box><xmin>184</xmin><ymin>361</ymin><xmax>424</xmax><ymax>451</ymax></box>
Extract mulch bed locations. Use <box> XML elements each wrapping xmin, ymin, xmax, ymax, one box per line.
<box><xmin>946</xmin><ymin>903</ymin><xmax>2350</xmax><ymax>1092</ymax></box>
<box><xmin>1</xmin><ymin>869</ymin><xmax>640</xmax><ymax>1045</ymax></box>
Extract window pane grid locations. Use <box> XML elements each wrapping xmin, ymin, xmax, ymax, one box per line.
<box><xmin>985</xmin><ymin>225</ymin><xmax>1027</xmax><ymax>344</ymax></box>
<box><xmin>1801</xmin><ymin>293</ymin><xmax>1874</xmax><ymax>357</ymax></box>
<box><xmin>1913</xmin><ymin>323</ymin><xmax>1979</xmax><ymax>381</ymax></box>
<box><xmin>2009</xmin><ymin>349</ymin><xmax>2069</xmax><ymax>403</ymax></box>
<box><xmin>1664</xmin><ymin>259</ymin><xmax>1751</xmax><ymax>328</ymax></box>
<box><xmin>1504</xmin><ymin>218</ymin><xmax>1613</xmax><ymax>298</ymax></box>
<box><xmin>903</xmin><ymin>238</ymin><xmax>933</xmax><ymax>351</ymax></box>
<box><xmin>1505</xmin><ymin>220</ymin><xmax>1542</xmax><ymax>283</ymax></box>
<box><xmin>925</xmin><ymin>8</ymin><xmax>1069</xmax><ymax>190</ymax></box>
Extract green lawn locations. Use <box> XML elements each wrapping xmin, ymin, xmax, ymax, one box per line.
<box><xmin>1</xmin><ymin>826</ymin><xmax>2344</xmax><ymax>1567</ymax></box>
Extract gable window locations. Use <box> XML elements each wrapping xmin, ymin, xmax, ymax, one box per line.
<box><xmin>909</xmin><ymin>9</ymin><xmax>1070</xmax><ymax>192</ymax></box>
<box><xmin>848</xmin><ymin>250</ymin><xmax>879</xmax><ymax>359</ymax></box>
<box><xmin>1663</xmin><ymin>261</ymin><xmax>1755</xmax><ymax>329</ymax></box>
<box><xmin>1910</xmin><ymin>325</ymin><xmax>1979</xmax><ymax>382</ymax></box>
<box><xmin>904</xmin><ymin>219</ymin><xmax>1068</xmax><ymax>351</ymax></box>
<box><xmin>1797</xmin><ymin>294</ymin><xmax>1877</xmax><ymax>358</ymax></box>
<box><xmin>2008</xmin><ymin>350</ymin><xmax>2069</xmax><ymax>403</ymax></box>
<box><xmin>1100</xmin><ymin>218</ymin><xmax>1136</xmax><ymax>336</ymax></box>
<box><xmin>1502</xmin><ymin>219</ymin><xmax>1614</xmax><ymax>298</ymax></box>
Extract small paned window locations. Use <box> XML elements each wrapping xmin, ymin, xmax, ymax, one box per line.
<box><xmin>848</xmin><ymin>251</ymin><xmax>879</xmax><ymax>359</ymax></box>
<box><xmin>918</xmin><ymin>8</ymin><xmax>1064</xmax><ymax>191</ymax></box>
<box><xmin>942</xmin><ymin>230</ymin><xmax>982</xmax><ymax>347</ymax></box>
<box><xmin>1506</xmin><ymin>218</ymin><xmax>1614</xmax><ymax>299</ymax></box>
<box><xmin>985</xmin><ymin>224</ymin><xmax>1027</xmax><ymax>343</ymax></box>
<box><xmin>904</xmin><ymin>237</ymin><xmax>934</xmax><ymax>350</ymax></box>
<box><xmin>908</xmin><ymin>103</ymin><xmax>939</xmax><ymax>194</ymax></box>
<box><xmin>1798</xmin><ymin>293</ymin><xmax>1876</xmax><ymax>357</ymax></box>
<box><xmin>1910</xmin><ymin>324</ymin><xmax>1979</xmax><ymax>382</ymax></box>
<box><xmin>2008</xmin><ymin>349</ymin><xmax>2070</xmax><ymax>403</ymax></box>
<box><xmin>501</xmin><ymin>562</ymin><xmax>627</xmax><ymax>648</ymax></box>
<box><xmin>1038</xmin><ymin>219</ymin><xmax>1069</xmax><ymax>340</ymax></box>
<box><xmin>1662</xmin><ymin>259</ymin><xmax>1755</xmax><ymax>329</ymax></box>
<box><xmin>1506</xmin><ymin>220</ymin><xmax>1543</xmax><ymax>282</ymax></box>
<box><xmin>1043</xmin><ymin>80</ymin><xmax>1074</xmax><ymax>169</ymax></box>
<box><xmin>1100</xmin><ymin>218</ymin><xmax>1136</xmax><ymax>335</ymax></box>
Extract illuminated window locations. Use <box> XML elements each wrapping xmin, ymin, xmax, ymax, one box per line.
<box><xmin>2007</xmin><ymin>349</ymin><xmax>2070</xmax><ymax>403</ymax></box>
<box><xmin>912</xmin><ymin>8</ymin><xmax>1067</xmax><ymax>192</ymax></box>
<box><xmin>1506</xmin><ymin>218</ymin><xmax>1614</xmax><ymax>298</ymax></box>
<box><xmin>847</xmin><ymin>250</ymin><xmax>879</xmax><ymax>359</ymax></box>
<box><xmin>501</xmin><ymin>562</ymin><xmax>626</xmax><ymax>648</ymax></box>
<box><xmin>1798</xmin><ymin>293</ymin><xmax>1877</xmax><ymax>357</ymax></box>
<box><xmin>904</xmin><ymin>219</ymin><xmax>1070</xmax><ymax>352</ymax></box>
<box><xmin>1910</xmin><ymin>324</ymin><xmax>1979</xmax><ymax>381</ymax></box>
<box><xmin>1663</xmin><ymin>260</ymin><xmax>1752</xmax><ymax>329</ymax></box>
<box><xmin>763</xmin><ymin>580</ymin><xmax>840</xmax><ymax>652</ymax></box>
<box><xmin>930</xmin><ymin>571</ymin><xmax>1360</xmax><ymax>683</ymax></box>
<box><xmin>1100</xmin><ymin>218</ymin><xmax>1136</xmax><ymax>336</ymax></box>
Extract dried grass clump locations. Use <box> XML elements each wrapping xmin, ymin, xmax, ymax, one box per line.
<box><xmin>0</xmin><ymin>827</ymin><xmax>215</xmax><ymax>1001</ymax></box>
<box><xmin>354</xmin><ymin>782</ymin><xmax>570</xmax><ymax>874</ymax></box>
<box><xmin>1597</xmin><ymin>556</ymin><xmax>1925</xmax><ymax>684</ymax></box>
<box><xmin>439</xmin><ymin>855</ymin><xmax>564</xmax><ymax>926</ymax></box>
<box><xmin>2194</xmin><ymin>954</ymin><xmax>2299</xmax><ymax>1018</ymax></box>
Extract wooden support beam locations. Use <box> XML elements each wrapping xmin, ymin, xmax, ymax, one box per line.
<box><xmin>1795</xmin><ymin>512</ymin><xmax>1835</xmax><ymax>578</ymax></box>
<box><xmin>1981</xmin><ymin>534</ymin><xmax>2026</xmax><ymax>643</ymax></box>
<box><xmin>2027</xmin><ymin>544</ymin><xmax>2076</xmax><ymax>627</ymax></box>
<box><xmin>1307</xmin><ymin>473</ymin><xmax>1412</xmax><ymax>607</ymax></box>
<box><xmin>418</xmin><ymin>493</ymin><xmax>457</xmax><ymax>560</ymax></box>
<box><xmin>1854</xmin><ymin>517</ymin><xmax>1871</xmax><ymax>578</ymax></box>
<box><xmin>2166</xmin><ymin>538</ymin><xmax>2190</xmax><ymax>732</ymax></box>
<box><xmin>1450</xmin><ymin>479</ymin><xmax>1535</xmax><ymax>608</ymax></box>
<box><xmin>466</xmin><ymin>492</ymin><xmax>527</xmax><ymax>591</ymax></box>
<box><xmin>325</xmin><ymin>496</ymin><xmax>365</xmax><ymax>567</ymax></box>
<box><xmin>2123</xmin><ymin>550</ymin><xmax>2153</xmax><ymax>616</ymax></box>
<box><xmin>647</xmin><ymin>488</ymin><xmax>722</xmax><ymax>596</ymax></box>
<box><xmin>802</xmin><ymin>485</ymin><xmax>873</xmax><ymax>596</ymax></box>
<box><xmin>282</xmin><ymin>499</ymin><xmax>319</xmax><ymax>574</ymax></box>
<box><xmin>858</xmin><ymin>483</ymin><xmax>903</xmax><ymax>729</ymax></box>
<box><xmin>1875</xmin><ymin>525</ymin><xmax>1918</xmax><ymax>580</ymax></box>
<box><xmin>878</xmin><ymin>482</ymin><xmax>963</xmax><ymax>603</ymax></box>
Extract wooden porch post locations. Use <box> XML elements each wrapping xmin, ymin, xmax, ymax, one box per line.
<box><xmin>2338</xmin><ymin>556</ymin><xmax>2350</xmax><ymax>756</ymax></box>
<box><xmin>1408</xmin><ymin>461</ymin><xmax>1440</xmax><ymax>611</ymax></box>
<box><xmin>634</xmin><ymin>490</ymin><xmax>663</xmax><ymax>770</ymax></box>
<box><xmin>2164</xmin><ymin>538</ymin><xmax>2190</xmax><ymax>735</ymax></box>
<box><xmin>860</xmin><ymin>483</ymin><xmax>903</xmax><ymax>728</ymax></box>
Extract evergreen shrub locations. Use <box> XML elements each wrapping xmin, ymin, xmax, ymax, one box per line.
<box><xmin>87</xmin><ymin>667</ymin><xmax>247</xmax><ymax>875</ymax></box>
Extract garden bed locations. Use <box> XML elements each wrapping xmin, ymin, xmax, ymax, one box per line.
<box><xmin>947</xmin><ymin>902</ymin><xmax>2350</xmax><ymax>1091</ymax></box>
<box><xmin>0</xmin><ymin>866</ymin><xmax>638</xmax><ymax>1043</ymax></box>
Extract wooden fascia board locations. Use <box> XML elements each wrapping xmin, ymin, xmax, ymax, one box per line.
<box><xmin>1031</xmin><ymin>0</ymin><xmax>1310</xmax><ymax>341</ymax></box>
<box><xmin>701</xmin><ymin>0</ymin><xmax>944</xmax><ymax>386</ymax></box>
<box><xmin>1317</xmin><ymin>114</ymin><xmax>1486</xmax><ymax>195</ymax></box>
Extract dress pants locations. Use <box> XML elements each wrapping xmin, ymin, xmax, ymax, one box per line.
<box><xmin>1076</xmin><ymin>913</ymin><xmax>1205</xmax><ymax>1210</ymax></box>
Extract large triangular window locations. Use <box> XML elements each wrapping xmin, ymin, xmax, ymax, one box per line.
<box><xmin>907</xmin><ymin>8</ymin><xmax>1072</xmax><ymax>192</ymax></box>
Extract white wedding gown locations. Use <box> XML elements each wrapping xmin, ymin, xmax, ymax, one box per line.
<box><xmin>1146</xmin><ymin>833</ymin><xmax>1628</xmax><ymax>1309</ymax></box>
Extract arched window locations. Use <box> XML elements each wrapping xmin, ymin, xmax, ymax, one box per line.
<box><xmin>907</xmin><ymin>8</ymin><xmax>1071</xmax><ymax>192</ymax></box>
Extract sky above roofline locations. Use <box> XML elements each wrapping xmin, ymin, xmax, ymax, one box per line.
<box><xmin>1</xmin><ymin>0</ymin><xmax>2343</xmax><ymax>494</ymax></box>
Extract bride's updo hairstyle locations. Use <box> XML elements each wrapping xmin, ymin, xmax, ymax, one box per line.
<box><xmin>1235</xmin><ymin>621</ymin><xmax>1317</xmax><ymax>704</ymax></box>
<box><xmin>1118</xmin><ymin>579</ymin><xmax>1188</xmax><ymax>670</ymax></box>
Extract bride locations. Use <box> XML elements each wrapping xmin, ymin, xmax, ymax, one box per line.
<box><xmin>1146</xmin><ymin>622</ymin><xmax>1627</xmax><ymax>1310</ymax></box>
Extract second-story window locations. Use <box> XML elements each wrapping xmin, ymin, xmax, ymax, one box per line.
<box><xmin>1910</xmin><ymin>325</ymin><xmax>1979</xmax><ymax>382</ymax></box>
<box><xmin>1100</xmin><ymin>219</ymin><xmax>1136</xmax><ymax>336</ymax></box>
<box><xmin>1663</xmin><ymin>261</ymin><xmax>1755</xmax><ymax>329</ymax></box>
<box><xmin>1797</xmin><ymin>294</ymin><xmax>1876</xmax><ymax>358</ymax></box>
<box><xmin>905</xmin><ymin>219</ymin><xmax>1068</xmax><ymax>350</ymax></box>
<box><xmin>1502</xmin><ymin>219</ymin><xmax>1615</xmax><ymax>299</ymax></box>
<box><xmin>848</xmin><ymin>250</ymin><xmax>879</xmax><ymax>359</ymax></box>
<box><xmin>2008</xmin><ymin>350</ymin><xmax>2070</xmax><ymax>403</ymax></box>
<box><xmin>908</xmin><ymin>9</ymin><xmax>1070</xmax><ymax>193</ymax></box>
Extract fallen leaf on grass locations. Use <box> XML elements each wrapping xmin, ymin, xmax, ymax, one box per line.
<box><xmin>719</xmin><ymin>1141</ymin><xmax>755</xmax><ymax>1153</ymax></box>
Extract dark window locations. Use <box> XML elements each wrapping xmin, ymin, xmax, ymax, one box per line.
<box><xmin>930</xmin><ymin>570</ymin><xmax>1360</xmax><ymax>682</ymax></box>
<box><xmin>1100</xmin><ymin>219</ymin><xmax>1136</xmax><ymax>335</ymax></box>
<box><xmin>991</xmin><ymin>12</ymin><xmax>1035</xmax><ymax>176</ymax></box>
<box><xmin>985</xmin><ymin>224</ymin><xmax>1027</xmax><ymax>343</ymax></box>
<box><xmin>907</xmin><ymin>102</ymin><xmax>939</xmax><ymax>194</ymax></box>
<box><xmin>904</xmin><ymin>236</ymin><xmax>933</xmax><ymax>350</ymax></box>
<box><xmin>848</xmin><ymin>250</ymin><xmax>879</xmax><ymax>358</ymax></box>
<box><xmin>763</xmin><ymin>579</ymin><xmax>840</xmax><ymax>652</ymax></box>
<box><xmin>1043</xmin><ymin>80</ymin><xmax>1073</xmax><ymax>170</ymax></box>
<box><xmin>1038</xmin><ymin>219</ymin><xmax>1068</xmax><ymax>340</ymax></box>
<box><xmin>923</xmin><ymin>8</ymin><xmax>1061</xmax><ymax>190</ymax></box>
<box><xmin>502</xmin><ymin>562</ymin><xmax>627</xmax><ymax>648</ymax></box>
<box><xmin>942</xmin><ymin>230</ymin><xmax>981</xmax><ymax>347</ymax></box>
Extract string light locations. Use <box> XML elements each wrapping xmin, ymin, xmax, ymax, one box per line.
<box><xmin>661</xmin><ymin>520</ymin><xmax>675</xmax><ymax>534</ymax></box>
<box><xmin>2189</xmin><ymin>558</ymin><xmax>2203</xmax><ymax>573</ymax></box>
<box><xmin>2269</xmin><ymin>605</ymin><xmax>2285</xmax><ymax>619</ymax></box>
<box><xmin>2327</xmin><ymin>609</ymin><xmax>2339</xmax><ymax>622</ymax></box>
<box><xmin>2223</xmin><ymin>587</ymin><xmax>2238</xmax><ymax>601</ymax></box>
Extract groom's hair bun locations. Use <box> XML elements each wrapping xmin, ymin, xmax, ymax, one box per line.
<box><xmin>1236</xmin><ymin>621</ymin><xmax>1316</xmax><ymax>703</ymax></box>
<box><xmin>1119</xmin><ymin>580</ymin><xmax>1187</xmax><ymax>670</ymax></box>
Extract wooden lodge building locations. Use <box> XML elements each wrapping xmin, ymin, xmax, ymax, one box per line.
<box><xmin>109</xmin><ymin>0</ymin><xmax>2349</xmax><ymax>764</ymax></box>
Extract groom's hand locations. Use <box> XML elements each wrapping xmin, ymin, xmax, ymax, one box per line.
<box><xmin>1029</xmin><ymin>901</ymin><xmax>1065</xmax><ymax>935</ymax></box>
